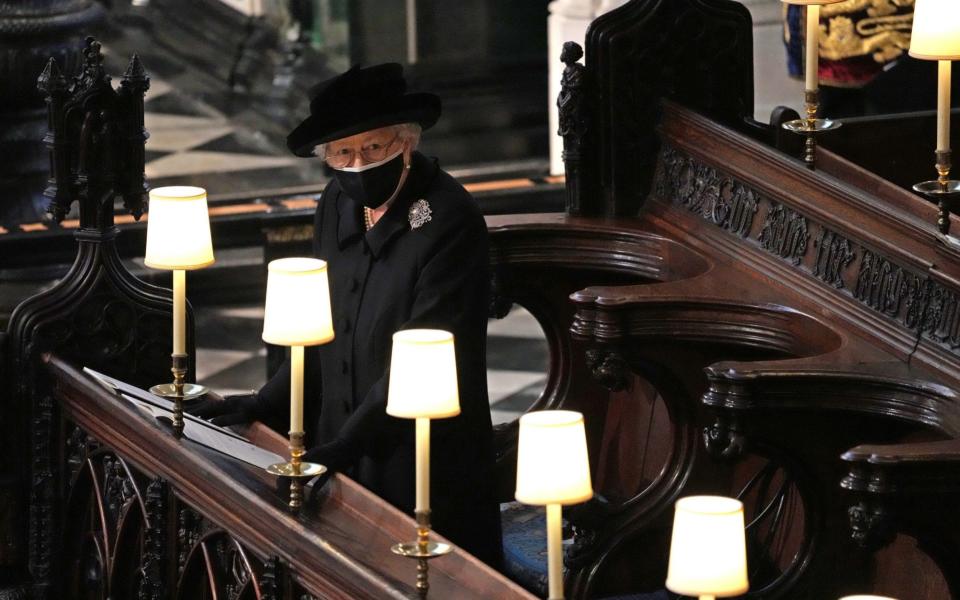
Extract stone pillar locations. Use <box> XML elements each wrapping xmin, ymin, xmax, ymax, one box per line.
<box><xmin>547</xmin><ymin>0</ymin><xmax>627</xmax><ymax>175</ymax></box>
<box><xmin>0</xmin><ymin>0</ymin><xmax>104</xmax><ymax>228</ymax></box>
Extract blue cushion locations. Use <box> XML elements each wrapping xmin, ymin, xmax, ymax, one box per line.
<box><xmin>500</xmin><ymin>502</ymin><xmax>672</xmax><ymax>600</ymax></box>
<box><xmin>500</xmin><ymin>501</ymin><xmax>550</xmax><ymax>595</ymax></box>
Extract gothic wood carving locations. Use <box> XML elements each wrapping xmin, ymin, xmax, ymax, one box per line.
<box><xmin>704</xmin><ymin>413</ymin><xmax>746</xmax><ymax>461</ymax></box>
<box><xmin>649</xmin><ymin>141</ymin><xmax>959</xmax><ymax>350</ymax></box>
<box><xmin>758</xmin><ymin>204</ymin><xmax>809</xmax><ymax>266</ymax></box>
<box><xmin>558</xmin><ymin>41</ymin><xmax>589</xmax><ymax>216</ymax></box>
<box><xmin>582</xmin><ymin>0</ymin><xmax>754</xmax><ymax>216</ymax></box>
<box><xmin>0</xmin><ymin>0</ymin><xmax>105</xmax><ymax>227</ymax></box>
<box><xmin>584</xmin><ymin>349</ymin><xmax>630</xmax><ymax>392</ymax></box>
<box><xmin>138</xmin><ymin>478</ymin><xmax>167</xmax><ymax>600</ymax></box>
<box><xmin>3</xmin><ymin>37</ymin><xmax>191</xmax><ymax>596</ymax></box>
<box><xmin>813</xmin><ymin>228</ymin><xmax>855</xmax><ymax>289</ymax></box>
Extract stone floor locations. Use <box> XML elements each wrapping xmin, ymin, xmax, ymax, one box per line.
<box><xmin>195</xmin><ymin>304</ymin><xmax>549</xmax><ymax>425</ymax></box>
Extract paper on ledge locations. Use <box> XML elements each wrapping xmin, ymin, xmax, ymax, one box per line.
<box><xmin>83</xmin><ymin>367</ymin><xmax>283</xmax><ymax>470</ymax></box>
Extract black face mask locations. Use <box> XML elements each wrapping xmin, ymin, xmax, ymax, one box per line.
<box><xmin>332</xmin><ymin>151</ymin><xmax>406</xmax><ymax>209</ymax></box>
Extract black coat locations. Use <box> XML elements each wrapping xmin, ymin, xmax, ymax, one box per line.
<box><xmin>255</xmin><ymin>152</ymin><xmax>502</xmax><ymax>565</ymax></box>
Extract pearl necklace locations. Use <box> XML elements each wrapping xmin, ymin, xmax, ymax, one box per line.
<box><xmin>364</xmin><ymin>207</ymin><xmax>374</xmax><ymax>231</ymax></box>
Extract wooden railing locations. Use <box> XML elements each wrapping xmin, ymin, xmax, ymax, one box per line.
<box><xmin>48</xmin><ymin>355</ymin><xmax>533</xmax><ymax>600</ymax></box>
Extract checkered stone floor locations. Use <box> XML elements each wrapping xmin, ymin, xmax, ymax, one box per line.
<box><xmin>139</xmin><ymin>77</ymin><xmax>327</xmax><ymax>195</ymax></box>
<box><xmin>195</xmin><ymin>305</ymin><xmax>548</xmax><ymax>425</ymax></box>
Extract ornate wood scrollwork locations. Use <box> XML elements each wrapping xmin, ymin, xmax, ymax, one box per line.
<box><xmin>654</xmin><ymin>144</ymin><xmax>758</xmax><ymax>237</ymax></box>
<box><xmin>6</xmin><ymin>37</ymin><xmax>185</xmax><ymax>594</ymax></box>
<box><xmin>178</xmin><ymin>530</ymin><xmax>264</xmax><ymax>599</ymax></box>
<box><xmin>735</xmin><ymin>454</ymin><xmax>809</xmax><ymax>596</ymax></box>
<box><xmin>260</xmin><ymin>556</ymin><xmax>281</xmax><ymax>600</ymax></box>
<box><xmin>704</xmin><ymin>413</ymin><xmax>746</xmax><ymax>461</ymax></box>
<box><xmin>65</xmin><ymin>425</ymin><xmax>96</xmax><ymax>485</ymax></box>
<box><xmin>584</xmin><ymin>349</ymin><xmax>630</xmax><ymax>392</ymax></box>
<box><xmin>62</xmin><ymin>448</ymin><xmax>148</xmax><ymax>599</ymax></box>
<box><xmin>848</xmin><ymin>501</ymin><xmax>895</xmax><ymax>552</ymax></box>
<box><xmin>177</xmin><ymin>506</ymin><xmax>202</xmax><ymax>575</ymax></box>
<box><xmin>759</xmin><ymin>204</ymin><xmax>809</xmax><ymax>266</ymax></box>
<box><xmin>813</xmin><ymin>228</ymin><xmax>855</xmax><ymax>289</ymax></box>
<box><xmin>57</xmin><ymin>422</ymin><xmax>300</xmax><ymax>600</ymax></box>
<box><xmin>558</xmin><ymin>41</ymin><xmax>589</xmax><ymax>216</ymax></box>
<box><xmin>138</xmin><ymin>478</ymin><xmax>167</xmax><ymax>600</ymax></box>
<box><xmin>854</xmin><ymin>250</ymin><xmax>929</xmax><ymax>328</ymax></box>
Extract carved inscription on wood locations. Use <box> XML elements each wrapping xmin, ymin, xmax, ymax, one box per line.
<box><xmin>651</xmin><ymin>144</ymin><xmax>952</xmax><ymax>350</ymax></box>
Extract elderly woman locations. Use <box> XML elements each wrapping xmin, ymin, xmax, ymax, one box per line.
<box><xmin>197</xmin><ymin>64</ymin><xmax>502</xmax><ymax>565</ymax></box>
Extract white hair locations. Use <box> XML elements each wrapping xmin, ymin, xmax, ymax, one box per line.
<box><xmin>313</xmin><ymin>122</ymin><xmax>422</xmax><ymax>158</ymax></box>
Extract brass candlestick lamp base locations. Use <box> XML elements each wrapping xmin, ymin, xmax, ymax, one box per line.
<box><xmin>391</xmin><ymin>509</ymin><xmax>452</xmax><ymax>598</ymax></box>
<box><xmin>782</xmin><ymin>89</ymin><xmax>841</xmax><ymax>169</ymax></box>
<box><xmin>914</xmin><ymin>149</ymin><xmax>960</xmax><ymax>236</ymax></box>
<box><xmin>150</xmin><ymin>351</ymin><xmax>209</xmax><ymax>409</ymax></box>
<box><xmin>150</xmin><ymin>353</ymin><xmax>193</xmax><ymax>437</ymax></box>
<box><xmin>266</xmin><ymin>431</ymin><xmax>326</xmax><ymax>511</ymax></box>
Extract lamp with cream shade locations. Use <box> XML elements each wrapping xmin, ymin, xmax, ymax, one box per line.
<box><xmin>386</xmin><ymin>329</ymin><xmax>460</xmax><ymax>599</ymax></box>
<box><xmin>144</xmin><ymin>186</ymin><xmax>215</xmax><ymax>437</ymax></box>
<box><xmin>838</xmin><ymin>596</ymin><xmax>899</xmax><ymax>599</ymax></box>
<box><xmin>781</xmin><ymin>0</ymin><xmax>844</xmax><ymax>168</ymax></box>
<box><xmin>665</xmin><ymin>496</ymin><xmax>749</xmax><ymax>600</ymax></box>
<box><xmin>909</xmin><ymin>0</ymin><xmax>960</xmax><ymax>235</ymax></box>
<box><xmin>515</xmin><ymin>410</ymin><xmax>593</xmax><ymax>600</ymax></box>
<box><xmin>262</xmin><ymin>257</ymin><xmax>335</xmax><ymax>510</ymax></box>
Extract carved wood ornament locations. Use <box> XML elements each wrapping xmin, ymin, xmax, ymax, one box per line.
<box><xmin>3</xmin><ymin>37</ymin><xmax>190</xmax><ymax>598</ymax></box>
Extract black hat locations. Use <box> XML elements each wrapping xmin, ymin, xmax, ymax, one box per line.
<box><xmin>286</xmin><ymin>63</ymin><xmax>441</xmax><ymax>157</ymax></box>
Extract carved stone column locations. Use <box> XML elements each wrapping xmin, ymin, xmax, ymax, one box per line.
<box><xmin>0</xmin><ymin>0</ymin><xmax>104</xmax><ymax>227</ymax></box>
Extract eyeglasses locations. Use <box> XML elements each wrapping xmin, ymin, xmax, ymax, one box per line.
<box><xmin>324</xmin><ymin>134</ymin><xmax>401</xmax><ymax>169</ymax></box>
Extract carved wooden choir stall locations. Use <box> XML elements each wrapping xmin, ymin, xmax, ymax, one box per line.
<box><xmin>3</xmin><ymin>0</ymin><xmax>960</xmax><ymax>599</ymax></box>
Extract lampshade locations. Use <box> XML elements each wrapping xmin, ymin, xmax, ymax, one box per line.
<box><xmin>261</xmin><ymin>257</ymin><xmax>334</xmax><ymax>346</ymax></box>
<box><xmin>838</xmin><ymin>596</ymin><xmax>899</xmax><ymax>600</ymax></box>
<box><xmin>386</xmin><ymin>329</ymin><xmax>461</xmax><ymax>419</ymax></box>
<box><xmin>144</xmin><ymin>186</ymin><xmax>215</xmax><ymax>270</ymax></box>
<box><xmin>515</xmin><ymin>410</ymin><xmax>593</xmax><ymax>506</ymax></box>
<box><xmin>666</xmin><ymin>496</ymin><xmax>749</xmax><ymax>598</ymax></box>
<box><xmin>910</xmin><ymin>0</ymin><xmax>960</xmax><ymax>60</ymax></box>
<box><xmin>780</xmin><ymin>0</ymin><xmax>844</xmax><ymax>5</ymax></box>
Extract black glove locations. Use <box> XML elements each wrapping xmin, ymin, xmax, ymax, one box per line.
<box><xmin>187</xmin><ymin>392</ymin><xmax>260</xmax><ymax>426</ymax></box>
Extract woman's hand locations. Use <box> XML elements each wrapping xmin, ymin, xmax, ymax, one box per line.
<box><xmin>186</xmin><ymin>391</ymin><xmax>260</xmax><ymax>426</ymax></box>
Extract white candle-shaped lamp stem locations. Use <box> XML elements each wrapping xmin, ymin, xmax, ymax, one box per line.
<box><xmin>388</xmin><ymin>329</ymin><xmax>459</xmax><ymax>520</ymax></box>
<box><xmin>387</xmin><ymin>329</ymin><xmax>460</xmax><ymax>513</ymax></box>
<box><xmin>515</xmin><ymin>411</ymin><xmax>594</xmax><ymax>600</ymax></box>
<box><xmin>262</xmin><ymin>258</ymin><xmax>334</xmax><ymax>435</ymax></box>
<box><xmin>144</xmin><ymin>186</ymin><xmax>215</xmax><ymax>412</ymax></box>
<box><xmin>144</xmin><ymin>186</ymin><xmax>215</xmax><ymax>355</ymax></box>
<box><xmin>546</xmin><ymin>503</ymin><xmax>563</xmax><ymax>600</ymax></box>
<box><xmin>939</xmin><ymin>60</ymin><xmax>952</xmax><ymax>152</ymax></box>
<box><xmin>805</xmin><ymin>4</ymin><xmax>820</xmax><ymax>92</ymax></box>
<box><xmin>290</xmin><ymin>345</ymin><xmax>304</xmax><ymax>434</ymax></box>
<box><xmin>387</xmin><ymin>330</ymin><xmax>460</xmax><ymax>595</ymax></box>
<box><xmin>416</xmin><ymin>417</ymin><xmax>430</xmax><ymax>512</ymax></box>
<box><xmin>910</xmin><ymin>0</ymin><xmax>960</xmax><ymax>203</ymax></box>
<box><xmin>172</xmin><ymin>269</ymin><xmax>186</xmax><ymax>355</ymax></box>
<box><xmin>262</xmin><ymin>258</ymin><xmax>334</xmax><ymax>509</ymax></box>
